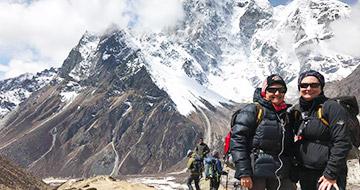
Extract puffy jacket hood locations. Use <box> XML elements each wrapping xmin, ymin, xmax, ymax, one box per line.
<box><xmin>253</xmin><ymin>88</ymin><xmax>273</xmax><ymax>110</ymax></box>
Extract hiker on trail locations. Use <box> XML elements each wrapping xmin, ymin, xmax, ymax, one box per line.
<box><xmin>293</xmin><ymin>70</ymin><xmax>352</xmax><ymax>190</ymax></box>
<box><xmin>195</xmin><ymin>137</ymin><xmax>210</xmax><ymax>159</ymax></box>
<box><xmin>230</xmin><ymin>74</ymin><xmax>297</xmax><ymax>190</ymax></box>
<box><xmin>187</xmin><ymin>150</ymin><xmax>202</xmax><ymax>190</ymax></box>
<box><xmin>205</xmin><ymin>151</ymin><xmax>227</xmax><ymax>190</ymax></box>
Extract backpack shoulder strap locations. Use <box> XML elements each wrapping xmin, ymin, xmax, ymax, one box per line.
<box><xmin>293</xmin><ymin>104</ymin><xmax>301</xmax><ymax>121</ymax></box>
<box><xmin>287</xmin><ymin>104</ymin><xmax>302</xmax><ymax>125</ymax></box>
<box><xmin>317</xmin><ymin>105</ymin><xmax>330</xmax><ymax>127</ymax></box>
<box><xmin>255</xmin><ymin>102</ymin><xmax>264</xmax><ymax>125</ymax></box>
<box><xmin>230</xmin><ymin>109</ymin><xmax>242</xmax><ymax>127</ymax></box>
<box><xmin>231</xmin><ymin>103</ymin><xmax>264</xmax><ymax>127</ymax></box>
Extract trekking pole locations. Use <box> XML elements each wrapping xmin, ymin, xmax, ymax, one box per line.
<box><xmin>233</xmin><ymin>181</ymin><xmax>240</xmax><ymax>190</ymax></box>
<box><xmin>225</xmin><ymin>172</ymin><xmax>228</xmax><ymax>190</ymax></box>
<box><xmin>357</xmin><ymin>148</ymin><xmax>360</xmax><ymax>165</ymax></box>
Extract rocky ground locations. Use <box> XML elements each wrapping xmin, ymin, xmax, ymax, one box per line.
<box><xmin>56</xmin><ymin>176</ymin><xmax>155</xmax><ymax>190</ymax></box>
<box><xmin>347</xmin><ymin>159</ymin><xmax>360</xmax><ymax>189</ymax></box>
<box><xmin>53</xmin><ymin>175</ymin><xmax>228</xmax><ymax>190</ymax></box>
<box><xmin>1</xmin><ymin>155</ymin><xmax>359</xmax><ymax>190</ymax></box>
<box><xmin>50</xmin><ymin>158</ymin><xmax>360</xmax><ymax>190</ymax></box>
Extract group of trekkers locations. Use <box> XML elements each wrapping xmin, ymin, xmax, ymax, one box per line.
<box><xmin>187</xmin><ymin>70</ymin><xmax>360</xmax><ymax>190</ymax></box>
<box><xmin>186</xmin><ymin>137</ymin><xmax>228</xmax><ymax>190</ymax></box>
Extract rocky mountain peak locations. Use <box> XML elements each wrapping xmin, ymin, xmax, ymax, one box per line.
<box><xmin>239</xmin><ymin>0</ymin><xmax>273</xmax><ymax>45</ymax></box>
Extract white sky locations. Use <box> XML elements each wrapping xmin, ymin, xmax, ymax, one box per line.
<box><xmin>0</xmin><ymin>0</ymin><xmax>184</xmax><ymax>79</ymax></box>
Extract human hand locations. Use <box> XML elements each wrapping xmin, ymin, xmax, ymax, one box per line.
<box><xmin>318</xmin><ymin>176</ymin><xmax>339</xmax><ymax>190</ymax></box>
<box><xmin>240</xmin><ymin>176</ymin><xmax>253</xmax><ymax>189</ymax></box>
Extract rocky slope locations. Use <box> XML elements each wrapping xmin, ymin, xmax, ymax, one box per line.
<box><xmin>0</xmin><ymin>30</ymin><xmax>232</xmax><ymax>178</ymax></box>
<box><xmin>0</xmin><ymin>156</ymin><xmax>49</xmax><ymax>190</ymax></box>
<box><xmin>325</xmin><ymin>64</ymin><xmax>360</xmax><ymax>106</ymax></box>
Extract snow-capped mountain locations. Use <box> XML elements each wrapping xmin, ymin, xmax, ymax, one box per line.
<box><xmin>0</xmin><ymin>30</ymin><xmax>214</xmax><ymax>177</ymax></box>
<box><xmin>0</xmin><ymin>0</ymin><xmax>359</xmax><ymax>178</ymax></box>
<box><xmin>118</xmin><ymin>0</ymin><xmax>359</xmax><ymax>115</ymax></box>
<box><xmin>0</xmin><ymin>0</ymin><xmax>358</xmax><ymax>117</ymax></box>
<box><xmin>0</xmin><ymin>68</ymin><xmax>57</xmax><ymax>117</ymax></box>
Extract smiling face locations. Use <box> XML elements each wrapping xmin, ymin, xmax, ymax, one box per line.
<box><xmin>299</xmin><ymin>76</ymin><xmax>322</xmax><ymax>101</ymax></box>
<box><xmin>264</xmin><ymin>83</ymin><xmax>286</xmax><ymax>105</ymax></box>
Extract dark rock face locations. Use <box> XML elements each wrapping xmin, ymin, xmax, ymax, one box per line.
<box><xmin>0</xmin><ymin>30</ymin><xmax>225</xmax><ymax>178</ymax></box>
<box><xmin>325</xmin><ymin>64</ymin><xmax>360</xmax><ymax>107</ymax></box>
<box><xmin>239</xmin><ymin>1</ymin><xmax>272</xmax><ymax>45</ymax></box>
<box><xmin>0</xmin><ymin>156</ymin><xmax>49</xmax><ymax>190</ymax></box>
<box><xmin>59</xmin><ymin>49</ymin><xmax>82</xmax><ymax>79</ymax></box>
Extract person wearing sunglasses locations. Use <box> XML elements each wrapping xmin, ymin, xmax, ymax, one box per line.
<box><xmin>294</xmin><ymin>70</ymin><xmax>351</xmax><ymax>190</ymax></box>
<box><xmin>231</xmin><ymin>74</ymin><xmax>296</xmax><ymax>190</ymax></box>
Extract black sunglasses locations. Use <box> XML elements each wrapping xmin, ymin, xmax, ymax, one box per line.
<box><xmin>299</xmin><ymin>83</ymin><xmax>321</xmax><ymax>89</ymax></box>
<box><xmin>266</xmin><ymin>87</ymin><xmax>287</xmax><ymax>93</ymax></box>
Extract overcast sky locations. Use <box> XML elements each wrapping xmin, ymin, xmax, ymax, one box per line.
<box><xmin>0</xmin><ymin>0</ymin><xmax>359</xmax><ymax>79</ymax></box>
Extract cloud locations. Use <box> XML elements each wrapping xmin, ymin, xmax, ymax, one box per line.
<box><xmin>0</xmin><ymin>0</ymin><xmax>125</xmax><ymax>79</ymax></box>
<box><xmin>326</xmin><ymin>2</ymin><xmax>360</xmax><ymax>57</ymax></box>
<box><xmin>0</xmin><ymin>48</ymin><xmax>52</xmax><ymax>79</ymax></box>
<box><xmin>126</xmin><ymin>0</ymin><xmax>185</xmax><ymax>32</ymax></box>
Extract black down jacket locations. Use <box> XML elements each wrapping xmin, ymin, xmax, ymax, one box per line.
<box><xmin>296</xmin><ymin>95</ymin><xmax>352</xmax><ymax>180</ymax></box>
<box><xmin>230</xmin><ymin>88</ymin><xmax>295</xmax><ymax>179</ymax></box>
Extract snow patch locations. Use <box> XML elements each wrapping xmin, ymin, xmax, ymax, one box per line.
<box><xmin>60</xmin><ymin>81</ymin><xmax>82</xmax><ymax>103</ymax></box>
<box><xmin>102</xmin><ymin>53</ymin><xmax>111</xmax><ymax>60</ymax></box>
<box><xmin>147</xmin><ymin>57</ymin><xmax>230</xmax><ymax>115</ymax></box>
<box><xmin>129</xmin><ymin>176</ymin><xmax>187</xmax><ymax>190</ymax></box>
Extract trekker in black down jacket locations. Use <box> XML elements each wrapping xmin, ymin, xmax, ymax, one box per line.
<box><xmin>295</xmin><ymin>70</ymin><xmax>352</xmax><ymax>190</ymax></box>
<box><xmin>231</xmin><ymin>74</ymin><xmax>296</xmax><ymax>190</ymax></box>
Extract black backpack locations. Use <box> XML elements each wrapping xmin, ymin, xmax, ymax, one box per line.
<box><xmin>191</xmin><ymin>155</ymin><xmax>204</xmax><ymax>174</ymax></box>
<box><xmin>223</xmin><ymin>103</ymin><xmax>264</xmax><ymax>169</ymax></box>
<box><xmin>317</xmin><ymin>96</ymin><xmax>360</xmax><ymax>148</ymax></box>
<box><xmin>210</xmin><ymin>158</ymin><xmax>220</xmax><ymax>179</ymax></box>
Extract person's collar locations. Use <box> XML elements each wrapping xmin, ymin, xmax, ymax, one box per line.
<box><xmin>273</xmin><ymin>102</ymin><xmax>287</xmax><ymax>112</ymax></box>
<box><xmin>299</xmin><ymin>94</ymin><xmax>327</xmax><ymax>112</ymax></box>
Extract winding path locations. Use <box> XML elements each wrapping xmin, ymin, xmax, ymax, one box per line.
<box><xmin>110</xmin><ymin>102</ymin><xmax>132</xmax><ymax>176</ymax></box>
<box><xmin>197</xmin><ymin>106</ymin><xmax>212</xmax><ymax>147</ymax></box>
<box><xmin>29</xmin><ymin>127</ymin><xmax>57</xmax><ymax>169</ymax></box>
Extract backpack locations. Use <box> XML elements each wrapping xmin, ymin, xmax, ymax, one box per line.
<box><xmin>191</xmin><ymin>154</ymin><xmax>204</xmax><ymax>174</ymax></box>
<box><xmin>223</xmin><ymin>103</ymin><xmax>264</xmax><ymax>169</ymax></box>
<box><xmin>209</xmin><ymin>159</ymin><xmax>220</xmax><ymax>180</ymax></box>
<box><xmin>317</xmin><ymin>96</ymin><xmax>360</xmax><ymax>149</ymax></box>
